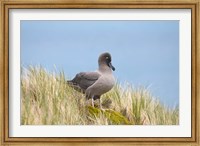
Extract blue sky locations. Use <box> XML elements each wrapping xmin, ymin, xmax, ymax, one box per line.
<box><xmin>21</xmin><ymin>20</ymin><xmax>179</xmax><ymax>107</ymax></box>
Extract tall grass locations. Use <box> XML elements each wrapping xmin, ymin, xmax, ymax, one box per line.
<box><xmin>21</xmin><ymin>66</ymin><xmax>179</xmax><ymax>125</ymax></box>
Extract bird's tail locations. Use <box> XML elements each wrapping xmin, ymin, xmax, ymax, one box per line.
<box><xmin>67</xmin><ymin>80</ymin><xmax>74</xmax><ymax>85</ymax></box>
<box><xmin>66</xmin><ymin>80</ymin><xmax>85</xmax><ymax>93</ymax></box>
<box><xmin>67</xmin><ymin>79</ymin><xmax>77</xmax><ymax>87</ymax></box>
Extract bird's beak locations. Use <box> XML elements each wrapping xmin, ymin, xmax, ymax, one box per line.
<box><xmin>109</xmin><ymin>62</ymin><xmax>115</xmax><ymax>71</ymax></box>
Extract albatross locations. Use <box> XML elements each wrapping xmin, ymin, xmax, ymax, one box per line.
<box><xmin>67</xmin><ymin>52</ymin><xmax>115</xmax><ymax>108</ymax></box>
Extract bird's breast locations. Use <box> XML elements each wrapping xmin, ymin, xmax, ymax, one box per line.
<box><xmin>94</xmin><ymin>75</ymin><xmax>115</xmax><ymax>94</ymax></box>
<box><xmin>85</xmin><ymin>73</ymin><xmax>115</xmax><ymax>97</ymax></box>
<box><xmin>101</xmin><ymin>74</ymin><xmax>115</xmax><ymax>89</ymax></box>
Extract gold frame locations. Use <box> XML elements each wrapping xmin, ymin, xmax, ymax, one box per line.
<box><xmin>0</xmin><ymin>0</ymin><xmax>199</xmax><ymax>145</ymax></box>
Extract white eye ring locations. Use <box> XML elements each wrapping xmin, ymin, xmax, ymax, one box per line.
<box><xmin>106</xmin><ymin>57</ymin><xmax>109</xmax><ymax>59</ymax></box>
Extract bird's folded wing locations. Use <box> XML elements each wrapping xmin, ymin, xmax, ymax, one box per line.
<box><xmin>68</xmin><ymin>72</ymin><xmax>101</xmax><ymax>92</ymax></box>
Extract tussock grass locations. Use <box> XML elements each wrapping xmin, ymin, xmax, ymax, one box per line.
<box><xmin>21</xmin><ymin>66</ymin><xmax>179</xmax><ymax>125</ymax></box>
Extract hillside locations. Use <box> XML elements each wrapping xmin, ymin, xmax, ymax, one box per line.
<box><xmin>21</xmin><ymin>66</ymin><xmax>179</xmax><ymax>125</ymax></box>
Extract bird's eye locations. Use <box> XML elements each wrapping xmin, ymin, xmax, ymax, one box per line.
<box><xmin>106</xmin><ymin>57</ymin><xmax>109</xmax><ymax>60</ymax></box>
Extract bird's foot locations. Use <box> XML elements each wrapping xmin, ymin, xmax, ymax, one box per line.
<box><xmin>99</xmin><ymin>104</ymin><xmax>106</xmax><ymax>111</ymax></box>
<box><xmin>100</xmin><ymin>107</ymin><xmax>106</xmax><ymax>112</ymax></box>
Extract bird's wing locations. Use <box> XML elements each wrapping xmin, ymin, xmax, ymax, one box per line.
<box><xmin>68</xmin><ymin>72</ymin><xmax>101</xmax><ymax>92</ymax></box>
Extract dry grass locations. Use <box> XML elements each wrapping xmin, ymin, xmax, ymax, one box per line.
<box><xmin>21</xmin><ymin>66</ymin><xmax>179</xmax><ymax>125</ymax></box>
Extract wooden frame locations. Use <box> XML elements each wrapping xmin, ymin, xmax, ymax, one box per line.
<box><xmin>0</xmin><ymin>0</ymin><xmax>199</xmax><ymax>145</ymax></box>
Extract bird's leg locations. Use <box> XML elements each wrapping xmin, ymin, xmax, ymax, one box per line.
<box><xmin>91</xmin><ymin>96</ymin><xmax>94</xmax><ymax>107</ymax></box>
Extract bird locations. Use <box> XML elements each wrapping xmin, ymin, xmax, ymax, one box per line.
<box><xmin>67</xmin><ymin>52</ymin><xmax>115</xmax><ymax>108</ymax></box>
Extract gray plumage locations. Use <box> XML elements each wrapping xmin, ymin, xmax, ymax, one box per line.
<box><xmin>68</xmin><ymin>72</ymin><xmax>100</xmax><ymax>95</ymax></box>
<box><xmin>68</xmin><ymin>52</ymin><xmax>115</xmax><ymax>107</ymax></box>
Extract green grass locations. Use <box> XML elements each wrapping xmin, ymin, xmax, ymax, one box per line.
<box><xmin>21</xmin><ymin>66</ymin><xmax>179</xmax><ymax>125</ymax></box>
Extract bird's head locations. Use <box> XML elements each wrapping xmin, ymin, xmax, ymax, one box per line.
<box><xmin>98</xmin><ymin>52</ymin><xmax>115</xmax><ymax>71</ymax></box>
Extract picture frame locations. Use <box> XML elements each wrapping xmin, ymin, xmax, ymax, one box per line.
<box><xmin>0</xmin><ymin>0</ymin><xmax>199</xmax><ymax>145</ymax></box>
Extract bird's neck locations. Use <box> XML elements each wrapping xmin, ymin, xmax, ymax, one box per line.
<box><xmin>98</xmin><ymin>63</ymin><xmax>112</xmax><ymax>73</ymax></box>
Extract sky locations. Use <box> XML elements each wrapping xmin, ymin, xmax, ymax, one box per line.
<box><xmin>21</xmin><ymin>20</ymin><xmax>179</xmax><ymax>107</ymax></box>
